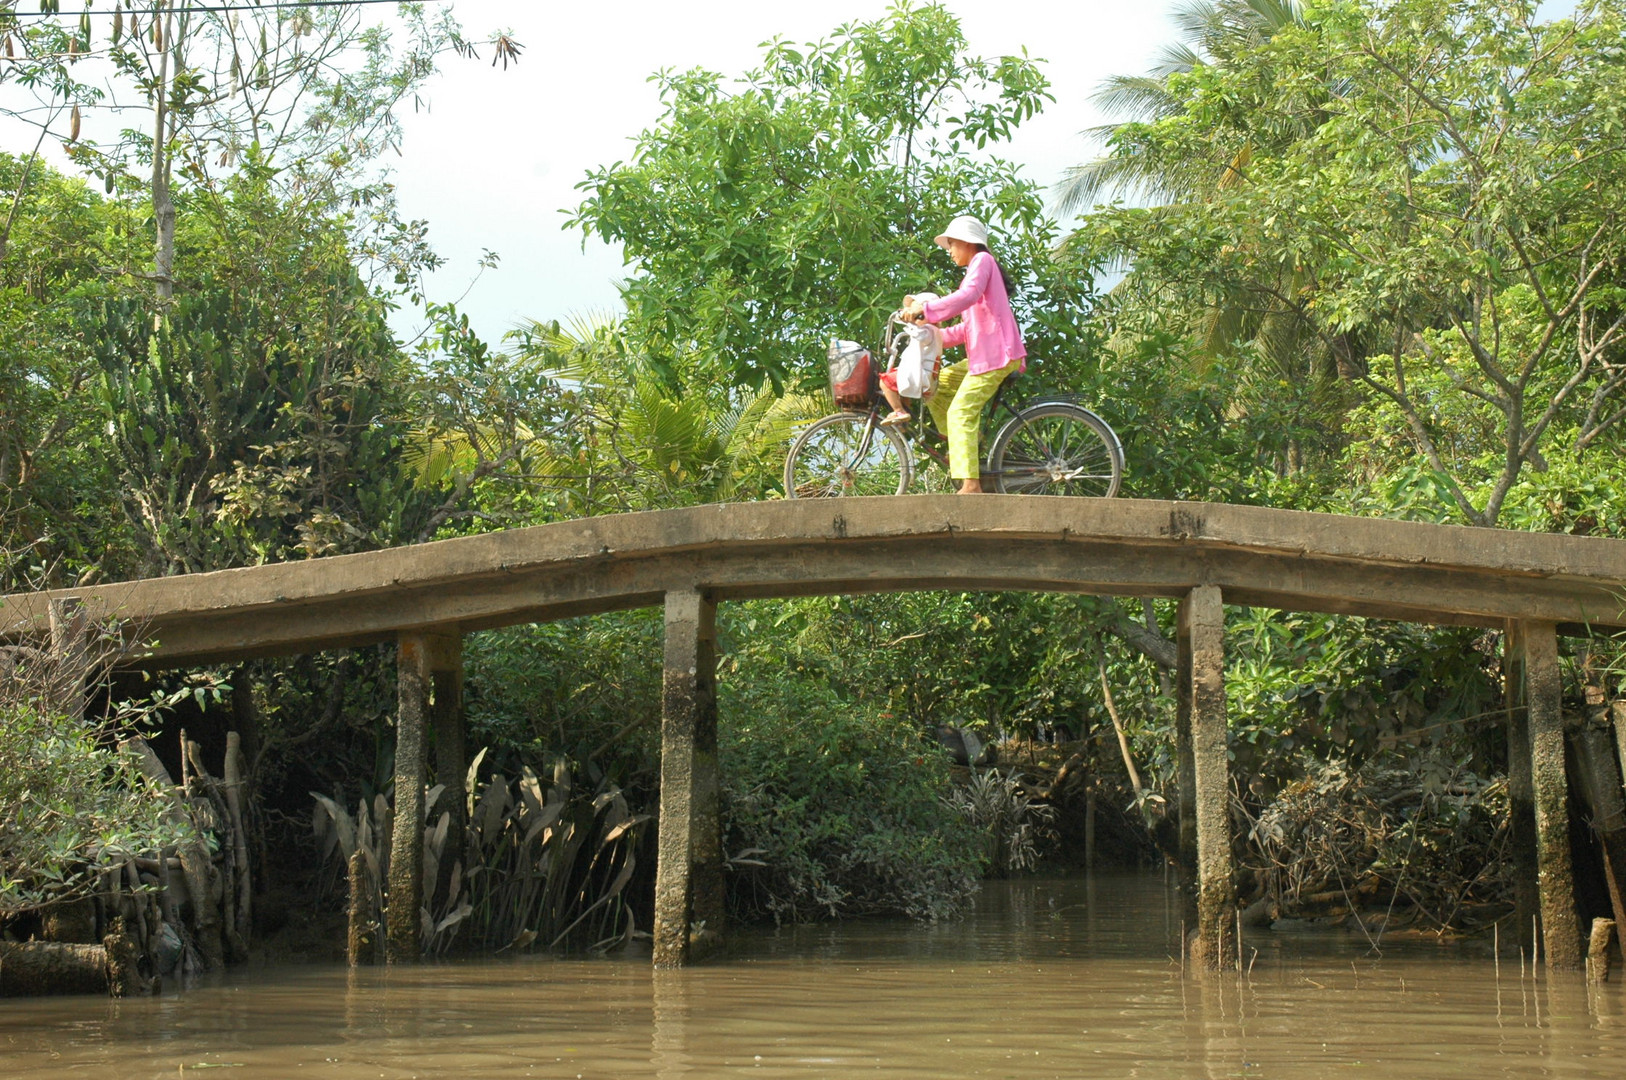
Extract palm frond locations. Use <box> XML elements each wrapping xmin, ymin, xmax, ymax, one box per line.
<box><xmin>1171</xmin><ymin>0</ymin><xmax>1231</xmax><ymax>51</ymax></box>
<box><xmin>1054</xmin><ymin>151</ymin><xmax>1194</xmax><ymax>216</ymax></box>
<box><xmin>1247</xmin><ymin>0</ymin><xmax>1306</xmax><ymax>35</ymax></box>
<box><xmin>1151</xmin><ymin>41</ymin><xmax>1206</xmax><ymax>78</ymax></box>
<box><xmin>1090</xmin><ymin>75</ymin><xmax>1181</xmax><ymax>121</ymax></box>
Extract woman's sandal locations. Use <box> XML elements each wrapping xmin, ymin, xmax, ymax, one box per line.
<box><xmin>879</xmin><ymin>410</ymin><xmax>912</xmax><ymax>427</ymax></box>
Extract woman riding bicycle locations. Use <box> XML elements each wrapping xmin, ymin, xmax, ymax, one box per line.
<box><xmin>897</xmin><ymin>215</ymin><xmax>1026</xmax><ymax>495</ymax></box>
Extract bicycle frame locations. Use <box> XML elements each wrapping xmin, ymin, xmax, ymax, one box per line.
<box><xmin>834</xmin><ymin>375</ymin><xmax>1020</xmax><ymax>481</ymax></box>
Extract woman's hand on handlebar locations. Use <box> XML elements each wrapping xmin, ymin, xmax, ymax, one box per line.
<box><xmin>898</xmin><ymin>296</ymin><xmax>926</xmax><ymax>324</ymax></box>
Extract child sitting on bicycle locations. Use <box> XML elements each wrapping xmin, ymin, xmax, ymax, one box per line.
<box><xmin>899</xmin><ymin>215</ymin><xmax>1026</xmax><ymax>495</ymax></box>
<box><xmin>878</xmin><ymin>293</ymin><xmax>943</xmax><ymax>424</ymax></box>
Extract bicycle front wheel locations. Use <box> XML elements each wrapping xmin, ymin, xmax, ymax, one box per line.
<box><xmin>784</xmin><ymin>412</ymin><xmax>913</xmax><ymax>498</ymax></box>
<box><xmin>988</xmin><ymin>403</ymin><xmax>1123</xmax><ymax>497</ymax></box>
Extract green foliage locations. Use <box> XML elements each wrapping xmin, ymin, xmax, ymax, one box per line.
<box><xmin>464</xmin><ymin>612</ymin><xmax>664</xmax><ymax>788</ymax></box>
<box><xmin>571</xmin><ymin>2</ymin><xmax>1083</xmax><ymax>393</ymax></box>
<box><xmin>0</xmin><ymin>154</ymin><xmax>137</xmax><ymax>588</ymax></box>
<box><xmin>1223</xmin><ymin>608</ymin><xmax>1500</xmax><ymax>788</ymax></box>
<box><xmin>0</xmin><ymin>700</ymin><xmax>190</xmax><ymax>916</ymax></box>
<box><xmin>719</xmin><ymin>664</ymin><xmax>984</xmax><ymax>922</ymax></box>
<box><xmin>944</xmin><ymin>768</ymin><xmax>1056</xmax><ymax>877</ymax></box>
<box><xmin>89</xmin><ymin>164</ymin><xmax>433</xmax><ymax>574</ymax></box>
<box><xmin>312</xmin><ymin>752</ymin><xmax>649</xmax><ymax>955</ymax></box>
<box><xmin>494</xmin><ymin>317</ymin><xmax>820</xmax><ymax>514</ymax></box>
<box><xmin>1074</xmin><ymin>0</ymin><xmax>1626</xmax><ymax>527</ymax></box>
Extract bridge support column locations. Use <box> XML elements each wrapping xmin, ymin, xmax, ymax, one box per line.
<box><xmin>387</xmin><ymin>630</ymin><xmax>458</xmax><ymax>964</ymax></box>
<box><xmin>654</xmin><ymin>588</ymin><xmax>722</xmax><ymax>968</ymax></box>
<box><xmin>1174</xmin><ymin>607</ymin><xmax>1199</xmax><ymax>932</ymax></box>
<box><xmin>1504</xmin><ymin>622</ymin><xmax>1541</xmax><ymax>956</ymax></box>
<box><xmin>48</xmin><ymin>596</ymin><xmax>90</xmax><ymax>721</ymax></box>
<box><xmin>428</xmin><ymin>633</ymin><xmax>466</xmax><ymax>914</ymax></box>
<box><xmin>1522</xmin><ymin>620</ymin><xmax>1583</xmax><ymax>971</ymax></box>
<box><xmin>1180</xmin><ymin>585</ymin><xmax>1236</xmax><ymax>970</ymax></box>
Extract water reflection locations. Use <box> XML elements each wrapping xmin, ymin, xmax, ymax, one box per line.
<box><xmin>2</xmin><ymin>872</ymin><xmax>1623</xmax><ymax>1078</ymax></box>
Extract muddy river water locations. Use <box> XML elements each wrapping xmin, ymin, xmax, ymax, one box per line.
<box><xmin>3</xmin><ymin>872</ymin><xmax>1622</xmax><ymax>1078</ymax></box>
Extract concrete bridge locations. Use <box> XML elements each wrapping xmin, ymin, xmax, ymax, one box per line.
<box><xmin>5</xmin><ymin>496</ymin><xmax>1626</xmax><ymax>972</ymax></box>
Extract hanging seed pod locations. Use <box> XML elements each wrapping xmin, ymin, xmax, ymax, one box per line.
<box><xmin>69</xmin><ymin>104</ymin><xmax>81</xmax><ymax>143</ymax></box>
<box><xmin>104</xmin><ymin>172</ymin><xmax>114</xmax><ymax>195</ymax></box>
<box><xmin>4</xmin><ymin>36</ymin><xmax>13</xmax><ymax>60</ymax></box>
<box><xmin>67</xmin><ymin>37</ymin><xmax>79</xmax><ymax>57</ymax></box>
<box><xmin>114</xmin><ymin>9</ymin><xmax>123</xmax><ymax>45</ymax></box>
<box><xmin>152</xmin><ymin>18</ymin><xmax>163</xmax><ymax>52</ymax></box>
<box><xmin>79</xmin><ymin>11</ymin><xmax>90</xmax><ymax>45</ymax></box>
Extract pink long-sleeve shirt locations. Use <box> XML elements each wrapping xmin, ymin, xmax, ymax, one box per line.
<box><xmin>921</xmin><ymin>251</ymin><xmax>1027</xmax><ymax>376</ymax></box>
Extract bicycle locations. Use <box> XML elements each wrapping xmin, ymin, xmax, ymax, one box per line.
<box><xmin>784</xmin><ymin>314</ymin><xmax>1124</xmax><ymax>498</ymax></box>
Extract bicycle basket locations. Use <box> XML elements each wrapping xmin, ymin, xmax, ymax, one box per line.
<box><xmin>828</xmin><ymin>339</ymin><xmax>875</xmax><ymax>410</ymax></box>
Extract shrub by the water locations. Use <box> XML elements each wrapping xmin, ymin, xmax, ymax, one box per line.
<box><xmin>0</xmin><ymin>699</ymin><xmax>186</xmax><ymax>917</ymax></box>
<box><xmin>721</xmin><ymin>676</ymin><xmax>984</xmax><ymax>923</ymax></box>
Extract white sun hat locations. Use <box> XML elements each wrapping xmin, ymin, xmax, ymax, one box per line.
<box><xmin>933</xmin><ymin>214</ymin><xmax>990</xmax><ymax>250</ymax></box>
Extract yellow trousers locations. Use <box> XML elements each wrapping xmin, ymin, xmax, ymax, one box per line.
<box><xmin>925</xmin><ymin>361</ymin><xmax>1015</xmax><ymax>480</ymax></box>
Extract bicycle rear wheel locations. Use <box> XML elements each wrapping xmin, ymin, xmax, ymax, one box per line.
<box><xmin>988</xmin><ymin>402</ymin><xmax>1123</xmax><ymax>497</ymax></box>
<box><xmin>784</xmin><ymin>412</ymin><xmax>913</xmax><ymax>498</ymax></box>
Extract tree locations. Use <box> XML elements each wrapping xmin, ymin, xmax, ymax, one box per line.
<box><xmin>0</xmin><ymin>153</ymin><xmax>142</xmax><ymax>590</ymax></box>
<box><xmin>570</xmin><ymin>2</ymin><xmax>1070</xmax><ymax>393</ymax></box>
<box><xmin>1055</xmin><ymin>0</ymin><xmax>1307</xmax><ymax>214</ymax></box>
<box><xmin>0</xmin><ymin>2</ymin><xmax>518</xmax><ymax>304</ymax></box>
<box><xmin>91</xmin><ymin>163</ymin><xmax>435</xmax><ymax>575</ymax></box>
<box><xmin>1075</xmin><ymin>0</ymin><xmax>1626</xmax><ymax>526</ymax></box>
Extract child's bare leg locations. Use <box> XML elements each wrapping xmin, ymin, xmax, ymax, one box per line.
<box><xmin>881</xmin><ymin>383</ymin><xmax>908</xmax><ymax>416</ymax></box>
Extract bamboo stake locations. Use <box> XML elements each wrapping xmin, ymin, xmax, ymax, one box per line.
<box><xmin>224</xmin><ymin>732</ymin><xmax>253</xmax><ymax>943</ymax></box>
<box><xmin>1098</xmin><ymin>659</ymin><xmax>1150</xmax><ymax>828</ymax></box>
<box><xmin>1587</xmin><ymin>918</ymin><xmax>1615</xmax><ymax>983</ymax></box>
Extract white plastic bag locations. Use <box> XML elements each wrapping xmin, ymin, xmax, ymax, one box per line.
<box><xmin>895</xmin><ymin>294</ymin><xmax>943</xmax><ymax>399</ymax></box>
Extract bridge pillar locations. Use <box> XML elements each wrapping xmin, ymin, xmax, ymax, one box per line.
<box><xmin>428</xmin><ymin>633</ymin><xmax>466</xmax><ymax>914</ymax></box>
<box><xmin>1504</xmin><ymin>622</ymin><xmax>1541</xmax><ymax>957</ymax></box>
<box><xmin>1522</xmin><ymin>620</ymin><xmax>1583</xmax><ymax>971</ymax></box>
<box><xmin>1174</xmin><ymin>608</ymin><xmax>1199</xmax><ymax>932</ymax></box>
<box><xmin>387</xmin><ymin>629</ymin><xmax>459</xmax><ymax>964</ymax></box>
<box><xmin>654</xmin><ymin>588</ymin><xmax>723</xmax><ymax>968</ymax></box>
<box><xmin>1180</xmin><ymin>585</ymin><xmax>1236</xmax><ymax>970</ymax></box>
<box><xmin>48</xmin><ymin>596</ymin><xmax>90</xmax><ymax>721</ymax></box>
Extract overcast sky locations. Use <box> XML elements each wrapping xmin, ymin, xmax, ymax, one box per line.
<box><xmin>0</xmin><ymin>1</ymin><xmax>1177</xmax><ymax>344</ymax></box>
<box><xmin>388</xmin><ymin>0</ymin><xmax>1174</xmax><ymax>344</ymax></box>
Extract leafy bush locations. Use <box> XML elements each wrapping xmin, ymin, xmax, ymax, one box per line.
<box><xmin>944</xmin><ymin>768</ymin><xmax>1056</xmax><ymax>877</ymax></box>
<box><xmin>719</xmin><ymin>669</ymin><xmax>984</xmax><ymax>923</ymax></box>
<box><xmin>463</xmin><ymin>613</ymin><xmax>664</xmax><ymax>789</ymax></box>
<box><xmin>0</xmin><ymin>699</ymin><xmax>188</xmax><ymax>916</ymax></box>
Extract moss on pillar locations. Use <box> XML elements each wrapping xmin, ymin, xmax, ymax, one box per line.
<box><xmin>654</xmin><ymin>588</ymin><xmax>720</xmax><ymax>967</ymax></box>
<box><xmin>387</xmin><ymin>633</ymin><xmax>430</xmax><ymax>964</ymax></box>
<box><xmin>1522</xmin><ymin>621</ymin><xmax>1582</xmax><ymax>972</ymax></box>
<box><xmin>1181</xmin><ymin>585</ymin><xmax>1236</xmax><ymax>971</ymax></box>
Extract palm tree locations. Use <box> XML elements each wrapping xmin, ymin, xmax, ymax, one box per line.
<box><xmin>1056</xmin><ymin>0</ymin><xmax>1351</xmax><ymax>472</ymax></box>
<box><xmin>1055</xmin><ymin>0</ymin><xmax>1307</xmax><ymax>215</ymax></box>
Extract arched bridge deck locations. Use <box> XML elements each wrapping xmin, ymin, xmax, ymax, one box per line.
<box><xmin>4</xmin><ymin>496</ymin><xmax>1624</xmax><ymax>974</ymax></box>
<box><xmin>3</xmin><ymin>497</ymin><xmax>1623</xmax><ymax>667</ymax></box>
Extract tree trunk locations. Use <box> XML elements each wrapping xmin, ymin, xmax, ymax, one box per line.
<box><xmin>151</xmin><ymin>14</ymin><xmax>176</xmax><ymax>302</ymax></box>
<box><xmin>0</xmin><ymin>941</ymin><xmax>111</xmax><ymax>997</ymax></box>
